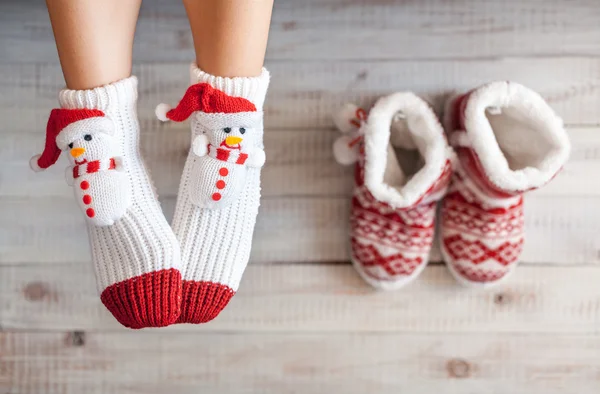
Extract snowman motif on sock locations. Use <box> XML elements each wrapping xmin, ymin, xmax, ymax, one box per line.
<box><xmin>30</xmin><ymin>109</ymin><xmax>130</xmax><ymax>226</ymax></box>
<box><xmin>156</xmin><ymin>83</ymin><xmax>265</xmax><ymax>209</ymax></box>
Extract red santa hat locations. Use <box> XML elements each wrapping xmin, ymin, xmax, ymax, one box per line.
<box><xmin>30</xmin><ymin>108</ymin><xmax>106</xmax><ymax>172</ymax></box>
<box><xmin>155</xmin><ymin>83</ymin><xmax>257</xmax><ymax>122</ymax></box>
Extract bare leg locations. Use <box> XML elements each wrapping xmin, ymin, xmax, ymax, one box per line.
<box><xmin>165</xmin><ymin>0</ymin><xmax>273</xmax><ymax>324</ymax></box>
<box><xmin>40</xmin><ymin>1</ymin><xmax>182</xmax><ymax>330</ymax></box>
<box><xmin>183</xmin><ymin>0</ymin><xmax>274</xmax><ymax>77</ymax></box>
<box><xmin>46</xmin><ymin>0</ymin><xmax>141</xmax><ymax>89</ymax></box>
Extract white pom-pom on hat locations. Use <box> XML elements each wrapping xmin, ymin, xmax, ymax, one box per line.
<box><xmin>155</xmin><ymin>103</ymin><xmax>172</xmax><ymax>122</ymax></box>
<box><xmin>29</xmin><ymin>154</ymin><xmax>44</xmax><ymax>172</ymax></box>
<box><xmin>333</xmin><ymin>103</ymin><xmax>364</xmax><ymax>134</ymax></box>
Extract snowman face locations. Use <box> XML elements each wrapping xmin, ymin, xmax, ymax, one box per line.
<box><xmin>196</xmin><ymin>112</ymin><xmax>263</xmax><ymax>152</ymax></box>
<box><xmin>54</xmin><ymin>117</ymin><xmax>117</xmax><ymax>166</ymax></box>
<box><xmin>208</xmin><ymin>126</ymin><xmax>256</xmax><ymax>151</ymax></box>
<box><xmin>62</xmin><ymin>130</ymin><xmax>117</xmax><ymax>166</ymax></box>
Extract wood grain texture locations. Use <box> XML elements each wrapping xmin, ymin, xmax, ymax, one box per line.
<box><xmin>1</xmin><ymin>58</ymin><xmax>599</xmax><ymax>134</ymax></box>
<box><xmin>1</xmin><ymin>194</ymin><xmax>599</xmax><ymax>265</ymax></box>
<box><xmin>1</xmin><ymin>0</ymin><xmax>599</xmax><ymax>392</ymax></box>
<box><xmin>2</xmin><ymin>331</ymin><xmax>600</xmax><ymax>394</ymax></box>
<box><xmin>1</xmin><ymin>64</ymin><xmax>598</xmax><ymax>265</ymax></box>
<box><xmin>2</xmin><ymin>0</ymin><xmax>600</xmax><ymax>63</ymax></box>
<box><xmin>3</xmin><ymin>127</ymin><xmax>598</xmax><ymax>199</ymax></box>
<box><xmin>2</xmin><ymin>263</ymin><xmax>599</xmax><ymax>333</ymax></box>
<box><xmin>0</xmin><ymin>197</ymin><xmax>349</xmax><ymax>265</ymax></box>
<box><xmin>2</xmin><ymin>129</ymin><xmax>351</xmax><ymax>199</ymax></box>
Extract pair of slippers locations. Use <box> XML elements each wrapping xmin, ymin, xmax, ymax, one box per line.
<box><xmin>333</xmin><ymin>81</ymin><xmax>570</xmax><ymax>290</ymax></box>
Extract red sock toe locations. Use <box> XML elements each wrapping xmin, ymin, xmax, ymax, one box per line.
<box><xmin>100</xmin><ymin>268</ymin><xmax>182</xmax><ymax>329</ymax></box>
<box><xmin>177</xmin><ymin>280</ymin><xmax>235</xmax><ymax>324</ymax></box>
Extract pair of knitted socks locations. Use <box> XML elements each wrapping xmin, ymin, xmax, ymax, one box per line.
<box><xmin>31</xmin><ymin>64</ymin><xmax>270</xmax><ymax>328</ymax></box>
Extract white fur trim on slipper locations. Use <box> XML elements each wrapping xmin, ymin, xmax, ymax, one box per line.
<box><xmin>460</xmin><ymin>81</ymin><xmax>570</xmax><ymax>192</ymax></box>
<box><xmin>362</xmin><ymin>92</ymin><xmax>452</xmax><ymax>208</ymax></box>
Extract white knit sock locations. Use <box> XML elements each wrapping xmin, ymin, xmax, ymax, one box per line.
<box><xmin>157</xmin><ymin>64</ymin><xmax>269</xmax><ymax>323</ymax></box>
<box><xmin>34</xmin><ymin>77</ymin><xmax>182</xmax><ymax>328</ymax></box>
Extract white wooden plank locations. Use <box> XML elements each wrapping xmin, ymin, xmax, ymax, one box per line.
<box><xmin>1</xmin><ymin>58</ymin><xmax>599</xmax><ymax>133</ymax></box>
<box><xmin>532</xmin><ymin>127</ymin><xmax>600</xmax><ymax>197</ymax></box>
<box><xmin>2</xmin><ymin>2</ymin><xmax>599</xmax><ymax>393</ymax></box>
<box><xmin>1</xmin><ymin>194</ymin><xmax>598</xmax><ymax>265</ymax></box>
<box><xmin>0</xmin><ymin>196</ymin><xmax>350</xmax><ymax>265</ymax></box>
<box><xmin>2</xmin><ymin>331</ymin><xmax>600</xmax><ymax>394</ymax></box>
<box><xmin>2</xmin><ymin>264</ymin><xmax>599</xmax><ymax>333</ymax></box>
<box><xmin>4</xmin><ymin>127</ymin><xmax>596</xmax><ymax>199</ymax></box>
<box><xmin>1</xmin><ymin>129</ymin><xmax>351</xmax><ymax>199</ymax></box>
<box><xmin>2</xmin><ymin>0</ymin><xmax>599</xmax><ymax>62</ymax></box>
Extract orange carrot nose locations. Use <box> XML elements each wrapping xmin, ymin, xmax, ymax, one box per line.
<box><xmin>70</xmin><ymin>147</ymin><xmax>85</xmax><ymax>158</ymax></box>
<box><xmin>226</xmin><ymin>136</ymin><xmax>243</xmax><ymax>145</ymax></box>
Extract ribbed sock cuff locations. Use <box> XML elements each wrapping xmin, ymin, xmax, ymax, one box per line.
<box><xmin>58</xmin><ymin>76</ymin><xmax>138</xmax><ymax>111</ymax></box>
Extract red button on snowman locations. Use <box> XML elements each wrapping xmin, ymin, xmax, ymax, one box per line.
<box><xmin>30</xmin><ymin>109</ymin><xmax>130</xmax><ymax>226</ymax></box>
<box><xmin>156</xmin><ymin>83</ymin><xmax>266</xmax><ymax>209</ymax></box>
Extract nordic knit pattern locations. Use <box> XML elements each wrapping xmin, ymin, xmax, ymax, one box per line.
<box><xmin>441</xmin><ymin>82</ymin><xmax>570</xmax><ymax>287</ymax></box>
<box><xmin>52</xmin><ymin>77</ymin><xmax>182</xmax><ymax>327</ymax></box>
<box><xmin>441</xmin><ymin>170</ymin><xmax>525</xmax><ymax>285</ymax></box>
<box><xmin>350</xmin><ymin>157</ymin><xmax>452</xmax><ymax>290</ymax></box>
<box><xmin>165</xmin><ymin>64</ymin><xmax>270</xmax><ymax>323</ymax></box>
<box><xmin>333</xmin><ymin>95</ymin><xmax>454</xmax><ymax>291</ymax></box>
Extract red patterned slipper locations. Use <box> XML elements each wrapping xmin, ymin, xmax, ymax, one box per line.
<box><xmin>333</xmin><ymin>93</ymin><xmax>454</xmax><ymax>290</ymax></box>
<box><xmin>441</xmin><ymin>82</ymin><xmax>570</xmax><ymax>287</ymax></box>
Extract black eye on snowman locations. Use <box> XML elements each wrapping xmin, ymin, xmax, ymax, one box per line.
<box><xmin>68</xmin><ymin>142</ymin><xmax>74</xmax><ymax>149</ymax></box>
<box><xmin>240</xmin><ymin>127</ymin><xmax>246</xmax><ymax>135</ymax></box>
<box><xmin>84</xmin><ymin>134</ymin><xmax>92</xmax><ymax>141</ymax></box>
<box><xmin>223</xmin><ymin>127</ymin><xmax>232</xmax><ymax>133</ymax></box>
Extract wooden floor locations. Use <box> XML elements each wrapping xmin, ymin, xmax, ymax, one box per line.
<box><xmin>1</xmin><ymin>0</ymin><xmax>600</xmax><ymax>393</ymax></box>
